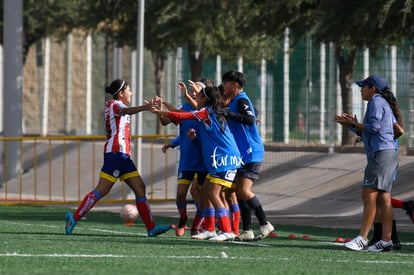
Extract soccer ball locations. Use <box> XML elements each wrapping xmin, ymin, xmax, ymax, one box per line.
<box><xmin>120</xmin><ymin>204</ymin><xmax>139</xmax><ymax>225</ymax></box>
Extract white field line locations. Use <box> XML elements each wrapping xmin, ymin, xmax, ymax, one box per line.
<box><xmin>0</xmin><ymin>252</ymin><xmax>241</xmax><ymax>259</ymax></box>
<box><xmin>0</xmin><ymin>252</ymin><xmax>414</xmax><ymax>264</ymax></box>
<box><xmin>229</xmin><ymin>240</ymin><xmax>270</xmax><ymax>247</ymax></box>
<box><xmin>2</xmin><ymin>221</ymin><xmax>414</xmax><ymax>264</ymax></box>
<box><xmin>6</xmin><ymin>221</ymin><xmax>146</xmax><ymax>236</ymax></box>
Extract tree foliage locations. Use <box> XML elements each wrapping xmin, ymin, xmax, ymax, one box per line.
<box><xmin>2</xmin><ymin>0</ymin><xmax>414</xmax><ymax>142</ymax></box>
<box><xmin>253</xmin><ymin>0</ymin><xmax>414</xmax><ymax>144</ymax></box>
<box><xmin>0</xmin><ymin>0</ymin><xmax>87</xmax><ymax>63</ymax></box>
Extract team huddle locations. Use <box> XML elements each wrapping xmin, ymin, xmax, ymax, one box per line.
<box><xmin>153</xmin><ymin>71</ymin><xmax>274</xmax><ymax>241</ymax></box>
<box><xmin>64</xmin><ymin>72</ymin><xmax>414</xmax><ymax>250</ymax></box>
<box><xmin>65</xmin><ymin>70</ymin><xmax>274</xmax><ymax>242</ymax></box>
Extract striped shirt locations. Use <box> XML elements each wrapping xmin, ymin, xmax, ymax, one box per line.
<box><xmin>103</xmin><ymin>100</ymin><xmax>131</xmax><ymax>155</ymax></box>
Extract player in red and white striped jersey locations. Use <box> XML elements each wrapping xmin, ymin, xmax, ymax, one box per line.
<box><xmin>65</xmin><ymin>79</ymin><xmax>171</xmax><ymax>237</ymax></box>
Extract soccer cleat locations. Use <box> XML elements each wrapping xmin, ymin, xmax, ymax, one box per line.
<box><xmin>147</xmin><ymin>224</ymin><xmax>172</xmax><ymax>237</ymax></box>
<box><xmin>403</xmin><ymin>200</ymin><xmax>414</xmax><ymax>223</ymax></box>
<box><xmin>344</xmin><ymin>236</ymin><xmax>368</xmax><ymax>251</ymax></box>
<box><xmin>65</xmin><ymin>212</ymin><xmax>77</xmax><ymax>235</ymax></box>
<box><xmin>255</xmin><ymin>222</ymin><xmax>275</xmax><ymax>240</ymax></box>
<box><xmin>235</xmin><ymin>230</ymin><xmax>255</xmax><ymax>241</ymax></box>
<box><xmin>368</xmin><ymin>240</ymin><xmax>393</xmax><ymax>252</ymax></box>
<box><xmin>191</xmin><ymin>230</ymin><xmax>217</xmax><ymax>240</ymax></box>
<box><xmin>209</xmin><ymin>232</ymin><xmax>236</xmax><ymax>242</ymax></box>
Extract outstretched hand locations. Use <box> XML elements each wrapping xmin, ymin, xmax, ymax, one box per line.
<box><xmin>188</xmin><ymin>80</ymin><xmax>202</xmax><ymax>93</ymax></box>
<box><xmin>162</xmin><ymin>101</ymin><xmax>178</xmax><ymax>111</ymax></box>
<box><xmin>150</xmin><ymin>106</ymin><xmax>168</xmax><ymax>117</ymax></box>
<box><xmin>142</xmin><ymin>101</ymin><xmax>157</xmax><ymax>111</ymax></box>
<box><xmin>178</xmin><ymin>82</ymin><xmax>188</xmax><ymax>97</ymax></box>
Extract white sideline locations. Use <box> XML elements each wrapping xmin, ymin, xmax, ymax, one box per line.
<box><xmin>3</xmin><ymin>221</ymin><xmax>414</xmax><ymax>264</ymax></box>
<box><xmin>1</xmin><ymin>253</ymin><xmax>414</xmax><ymax>264</ymax></box>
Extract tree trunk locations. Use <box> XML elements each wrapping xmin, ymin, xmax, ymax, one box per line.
<box><xmin>336</xmin><ymin>45</ymin><xmax>357</xmax><ymax>145</ymax></box>
<box><xmin>408</xmin><ymin>44</ymin><xmax>414</xmax><ymax>149</ymax></box>
<box><xmin>152</xmin><ymin>50</ymin><xmax>166</xmax><ymax>134</ymax></box>
<box><xmin>188</xmin><ymin>44</ymin><xmax>203</xmax><ymax>81</ymax></box>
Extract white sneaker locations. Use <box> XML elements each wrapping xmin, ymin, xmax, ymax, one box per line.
<box><xmin>209</xmin><ymin>232</ymin><xmax>236</xmax><ymax>242</ymax></box>
<box><xmin>344</xmin><ymin>236</ymin><xmax>368</xmax><ymax>251</ymax></box>
<box><xmin>368</xmin><ymin>240</ymin><xmax>393</xmax><ymax>252</ymax></box>
<box><xmin>191</xmin><ymin>230</ymin><xmax>217</xmax><ymax>240</ymax></box>
<box><xmin>255</xmin><ymin>222</ymin><xmax>274</xmax><ymax>240</ymax></box>
<box><xmin>235</xmin><ymin>230</ymin><xmax>255</xmax><ymax>241</ymax></box>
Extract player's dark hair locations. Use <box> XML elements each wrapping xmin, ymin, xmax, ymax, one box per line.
<box><xmin>106</xmin><ymin>79</ymin><xmax>129</xmax><ymax>99</ymax></box>
<box><xmin>199</xmin><ymin>78</ymin><xmax>215</xmax><ymax>88</ymax></box>
<box><xmin>381</xmin><ymin>87</ymin><xmax>403</xmax><ymax>127</ymax></box>
<box><xmin>202</xmin><ymin>86</ymin><xmax>227</xmax><ymax>133</ymax></box>
<box><xmin>222</xmin><ymin>70</ymin><xmax>246</xmax><ymax>88</ymax></box>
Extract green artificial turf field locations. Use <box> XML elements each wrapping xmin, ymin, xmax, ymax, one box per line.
<box><xmin>1</xmin><ymin>205</ymin><xmax>413</xmax><ymax>275</ymax></box>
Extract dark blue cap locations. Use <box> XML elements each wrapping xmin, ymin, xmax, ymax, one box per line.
<box><xmin>355</xmin><ymin>75</ymin><xmax>388</xmax><ymax>92</ymax></box>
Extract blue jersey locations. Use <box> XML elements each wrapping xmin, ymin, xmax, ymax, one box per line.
<box><xmin>172</xmin><ymin>103</ymin><xmax>207</xmax><ymax>173</ymax></box>
<box><xmin>195</xmin><ymin>107</ymin><xmax>242</xmax><ymax>174</ymax></box>
<box><xmin>228</xmin><ymin>92</ymin><xmax>264</xmax><ymax>163</ymax></box>
<box><xmin>168</xmin><ymin>107</ymin><xmax>243</xmax><ymax>174</ymax></box>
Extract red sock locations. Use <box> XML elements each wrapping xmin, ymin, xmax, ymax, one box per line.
<box><xmin>231</xmin><ymin>209</ymin><xmax>240</xmax><ymax>235</ymax></box>
<box><xmin>74</xmin><ymin>191</ymin><xmax>100</xmax><ymax>221</ymax></box>
<box><xmin>136</xmin><ymin>198</ymin><xmax>155</xmax><ymax>230</ymax></box>
<box><xmin>191</xmin><ymin>213</ymin><xmax>203</xmax><ymax>231</ymax></box>
<box><xmin>217</xmin><ymin>216</ymin><xmax>232</xmax><ymax>233</ymax></box>
<box><xmin>391</xmin><ymin>198</ymin><xmax>404</xmax><ymax>209</ymax></box>
<box><xmin>216</xmin><ymin>207</ymin><xmax>232</xmax><ymax>233</ymax></box>
<box><xmin>203</xmin><ymin>216</ymin><xmax>215</xmax><ymax>232</ymax></box>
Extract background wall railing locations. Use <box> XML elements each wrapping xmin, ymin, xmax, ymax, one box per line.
<box><xmin>0</xmin><ymin>135</ymin><xmax>177</xmax><ymax>204</ymax></box>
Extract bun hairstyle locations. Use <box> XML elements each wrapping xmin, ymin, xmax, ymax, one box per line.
<box><xmin>105</xmin><ymin>79</ymin><xmax>128</xmax><ymax>99</ymax></box>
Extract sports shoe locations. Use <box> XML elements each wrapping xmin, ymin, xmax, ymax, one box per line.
<box><xmin>403</xmin><ymin>200</ymin><xmax>414</xmax><ymax>223</ymax></box>
<box><xmin>255</xmin><ymin>222</ymin><xmax>275</xmax><ymax>240</ymax></box>
<box><xmin>371</xmin><ymin>238</ymin><xmax>402</xmax><ymax>250</ymax></box>
<box><xmin>368</xmin><ymin>240</ymin><xmax>393</xmax><ymax>252</ymax></box>
<box><xmin>344</xmin><ymin>236</ymin><xmax>368</xmax><ymax>251</ymax></box>
<box><xmin>147</xmin><ymin>224</ymin><xmax>172</xmax><ymax>237</ymax></box>
<box><xmin>235</xmin><ymin>230</ymin><xmax>255</xmax><ymax>241</ymax></box>
<box><xmin>209</xmin><ymin>232</ymin><xmax>236</xmax><ymax>242</ymax></box>
<box><xmin>393</xmin><ymin>241</ymin><xmax>402</xmax><ymax>251</ymax></box>
<box><xmin>368</xmin><ymin>238</ymin><xmax>380</xmax><ymax>247</ymax></box>
<box><xmin>190</xmin><ymin>228</ymin><xmax>200</xmax><ymax>236</ymax></box>
<box><xmin>65</xmin><ymin>212</ymin><xmax>77</xmax><ymax>235</ymax></box>
<box><xmin>191</xmin><ymin>230</ymin><xmax>217</xmax><ymax>240</ymax></box>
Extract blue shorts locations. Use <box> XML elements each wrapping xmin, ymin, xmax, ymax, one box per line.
<box><xmin>178</xmin><ymin>171</ymin><xmax>208</xmax><ymax>186</ymax></box>
<box><xmin>100</xmin><ymin>153</ymin><xmax>139</xmax><ymax>183</ymax></box>
<box><xmin>207</xmin><ymin>169</ymin><xmax>237</xmax><ymax>189</ymax></box>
